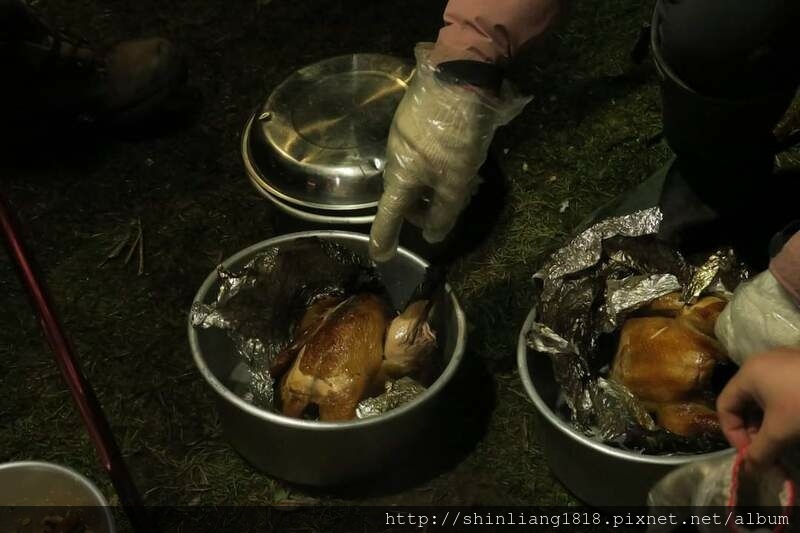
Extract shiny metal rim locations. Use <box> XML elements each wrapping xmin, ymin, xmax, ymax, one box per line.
<box><xmin>243</xmin><ymin>113</ymin><xmax>383</xmax><ymax>212</ymax></box>
<box><xmin>516</xmin><ymin>307</ymin><xmax>733</xmax><ymax>465</ymax></box>
<box><xmin>247</xmin><ymin>169</ymin><xmax>375</xmax><ymax>225</ymax></box>
<box><xmin>188</xmin><ymin>231</ymin><xmax>467</xmax><ymax>431</ymax></box>
<box><xmin>253</xmin><ymin>54</ymin><xmax>411</xmax><ymax>211</ymax></box>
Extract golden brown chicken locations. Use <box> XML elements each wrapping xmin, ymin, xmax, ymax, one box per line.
<box><xmin>652</xmin><ymin>402</ymin><xmax>721</xmax><ymax>437</ymax></box>
<box><xmin>611</xmin><ymin>294</ymin><xmax>729</xmax><ymax>437</ymax></box>
<box><xmin>382</xmin><ymin>300</ymin><xmax>437</xmax><ymax>379</ymax></box>
<box><xmin>270</xmin><ymin>295</ymin><xmax>344</xmax><ymax>378</ymax></box>
<box><xmin>280</xmin><ymin>293</ymin><xmax>390</xmax><ymax>421</ymax></box>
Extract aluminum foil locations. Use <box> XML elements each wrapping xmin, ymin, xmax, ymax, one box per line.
<box><xmin>191</xmin><ymin>237</ymin><xmax>378</xmax><ymax>411</ymax></box>
<box><xmin>526</xmin><ymin>208</ymin><xmax>748</xmax><ymax>454</ymax></box>
<box><xmin>599</xmin><ymin>273</ymin><xmax>681</xmax><ymax>332</ymax></box>
<box><xmin>536</xmin><ymin>207</ymin><xmax>663</xmax><ymax>280</ymax></box>
<box><xmin>356</xmin><ymin>377</ymin><xmax>426</xmax><ymax>419</ymax></box>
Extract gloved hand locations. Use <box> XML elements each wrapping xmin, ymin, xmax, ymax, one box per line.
<box><xmin>368</xmin><ymin>43</ymin><xmax>530</xmax><ymax>262</ymax></box>
<box><xmin>714</xmin><ymin>270</ymin><xmax>800</xmax><ymax>366</ymax></box>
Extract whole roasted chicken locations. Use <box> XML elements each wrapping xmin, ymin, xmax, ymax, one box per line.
<box><xmin>610</xmin><ymin>293</ymin><xmax>729</xmax><ymax>437</ymax></box>
<box><xmin>273</xmin><ymin>263</ymin><xmax>443</xmax><ymax>421</ymax></box>
<box><xmin>279</xmin><ymin>293</ymin><xmax>390</xmax><ymax>421</ymax></box>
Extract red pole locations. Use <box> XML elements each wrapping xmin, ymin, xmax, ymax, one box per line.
<box><xmin>0</xmin><ymin>192</ymin><xmax>158</xmax><ymax>533</ymax></box>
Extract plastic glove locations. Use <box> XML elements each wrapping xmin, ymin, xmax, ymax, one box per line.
<box><xmin>647</xmin><ymin>450</ymin><xmax>794</xmax><ymax>533</ymax></box>
<box><xmin>369</xmin><ymin>43</ymin><xmax>530</xmax><ymax>262</ymax></box>
<box><xmin>714</xmin><ymin>270</ymin><xmax>800</xmax><ymax>366</ymax></box>
<box><xmin>717</xmin><ymin>347</ymin><xmax>800</xmax><ymax>469</ymax></box>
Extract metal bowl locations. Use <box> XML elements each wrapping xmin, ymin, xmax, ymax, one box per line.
<box><xmin>517</xmin><ymin>308</ymin><xmax>733</xmax><ymax>507</ymax></box>
<box><xmin>245</xmin><ymin>54</ymin><xmax>413</xmax><ymax>212</ymax></box>
<box><xmin>0</xmin><ymin>461</ymin><xmax>115</xmax><ymax>532</ymax></box>
<box><xmin>188</xmin><ymin>231</ymin><xmax>466</xmax><ymax>486</ymax></box>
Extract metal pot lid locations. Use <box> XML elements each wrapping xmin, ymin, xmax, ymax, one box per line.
<box><xmin>248</xmin><ymin>54</ymin><xmax>413</xmax><ymax>211</ymax></box>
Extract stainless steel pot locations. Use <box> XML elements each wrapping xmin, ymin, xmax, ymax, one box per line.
<box><xmin>188</xmin><ymin>231</ymin><xmax>466</xmax><ymax>486</ymax></box>
<box><xmin>0</xmin><ymin>461</ymin><xmax>115</xmax><ymax>532</ymax></box>
<box><xmin>244</xmin><ymin>54</ymin><xmax>413</xmax><ymax>213</ymax></box>
<box><xmin>243</xmin><ymin>114</ymin><xmax>376</xmax><ymax>227</ymax></box>
<box><xmin>517</xmin><ymin>308</ymin><xmax>733</xmax><ymax>507</ymax></box>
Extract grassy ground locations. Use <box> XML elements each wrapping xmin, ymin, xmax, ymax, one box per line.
<box><xmin>0</xmin><ymin>0</ymin><xmax>715</xmax><ymax>530</ymax></box>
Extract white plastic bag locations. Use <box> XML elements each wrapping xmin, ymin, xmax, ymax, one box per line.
<box><xmin>648</xmin><ymin>450</ymin><xmax>795</xmax><ymax>533</ymax></box>
<box><xmin>715</xmin><ymin>271</ymin><xmax>800</xmax><ymax>365</ymax></box>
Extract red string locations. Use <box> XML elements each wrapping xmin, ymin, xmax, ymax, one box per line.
<box><xmin>727</xmin><ymin>447</ymin><xmax>795</xmax><ymax>533</ymax></box>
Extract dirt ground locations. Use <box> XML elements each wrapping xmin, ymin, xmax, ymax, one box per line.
<box><xmin>1</xmin><ymin>0</ymin><xmax>767</xmax><ymax>531</ymax></box>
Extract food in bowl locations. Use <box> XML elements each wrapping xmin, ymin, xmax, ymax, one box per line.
<box><xmin>277</xmin><ymin>291</ymin><xmax>437</xmax><ymax>421</ymax></box>
<box><xmin>611</xmin><ymin>293</ymin><xmax>729</xmax><ymax>437</ymax></box>
<box><xmin>42</xmin><ymin>512</ymin><xmax>90</xmax><ymax>533</ymax></box>
<box><xmin>279</xmin><ymin>293</ymin><xmax>390</xmax><ymax>421</ymax></box>
<box><xmin>525</xmin><ymin>208</ymin><xmax>748</xmax><ymax>455</ymax></box>
<box><xmin>191</xmin><ymin>236</ymin><xmax>442</xmax><ymax>421</ymax></box>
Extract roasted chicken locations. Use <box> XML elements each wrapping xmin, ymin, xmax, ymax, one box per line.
<box><xmin>279</xmin><ymin>293</ymin><xmax>390</xmax><ymax>421</ymax></box>
<box><xmin>611</xmin><ymin>294</ymin><xmax>729</xmax><ymax>437</ymax></box>
<box><xmin>382</xmin><ymin>300</ymin><xmax>437</xmax><ymax>378</ymax></box>
<box><xmin>269</xmin><ymin>294</ymin><xmax>344</xmax><ymax>378</ymax></box>
<box><xmin>652</xmin><ymin>402</ymin><xmax>721</xmax><ymax>437</ymax></box>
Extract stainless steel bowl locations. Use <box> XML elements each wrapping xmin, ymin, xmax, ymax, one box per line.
<box><xmin>245</xmin><ymin>54</ymin><xmax>413</xmax><ymax>212</ymax></box>
<box><xmin>0</xmin><ymin>461</ymin><xmax>115</xmax><ymax>532</ymax></box>
<box><xmin>517</xmin><ymin>308</ymin><xmax>733</xmax><ymax>507</ymax></box>
<box><xmin>188</xmin><ymin>231</ymin><xmax>466</xmax><ymax>486</ymax></box>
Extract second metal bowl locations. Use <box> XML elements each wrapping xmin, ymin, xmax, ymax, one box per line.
<box><xmin>0</xmin><ymin>461</ymin><xmax>115</xmax><ymax>532</ymax></box>
<box><xmin>517</xmin><ymin>308</ymin><xmax>733</xmax><ymax>507</ymax></box>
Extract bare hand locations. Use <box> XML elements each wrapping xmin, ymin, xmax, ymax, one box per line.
<box><xmin>717</xmin><ymin>347</ymin><xmax>800</xmax><ymax>470</ymax></box>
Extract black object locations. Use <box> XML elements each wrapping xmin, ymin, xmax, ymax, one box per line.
<box><xmin>645</xmin><ymin>0</ymin><xmax>800</xmax><ymax>268</ymax></box>
<box><xmin>401</xmin><ymin>262</ymin><xmax>448</xmax><ymax>316</ymax></box>
<box><xmin>654</xmin><ymin>0</ymin><xmax>800</xmax><ymax>98</ymax></box>
<box><xmin>769</xmin><ymin>220</ymin><xmax>800</xmax><ymax>259</ymax></box>
<box><xmin>437</xmin><ymin>59</ymin><xmax>503</xmax><ymax>93</ymax></box>
<box><xmin>629</xmin><ymin>23</ymin><xmax>651</xmax><ymax>65</ymax></box>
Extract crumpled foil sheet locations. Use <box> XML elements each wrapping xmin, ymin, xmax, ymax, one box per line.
<box><xmin>536</xmin><ymin>207</ymin><xmax>664</xmax><ymax>280</ymax></box>
<box><xmin>356</xmin><ymin>377</ymin><xmax>427</xmax><ymax>419</ymax></box>
<box><xmin>599</xmin><ymin>273</ymin><xmax>681</xmax><ymax>332</ymax></box>
<box><xmin>526</xmin><ymin>208</ymin><xmax>749</xmax><ymax>454</ymax></box>
<box><xmin>191</xmin><ymin>238</ymin><xmax>376</xmax><ymax>411</ymax></box>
